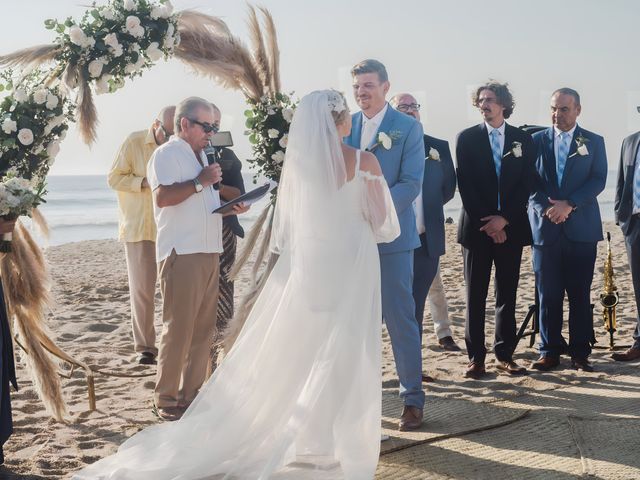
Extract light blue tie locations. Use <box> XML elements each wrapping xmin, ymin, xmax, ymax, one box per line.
<box><xmin>556</xmin><ymin>132</ymin><xmax>570</xmax><ymax>186</ymax></box>
<box><xmin>633</xmin><ymin>160</ymin><xmax>640</xmax><ymax>213</ymax></box>
<box><xmin>489</xmin><ymin>129</ymin><xmax>502</xmax><ymax>208</ymax></box>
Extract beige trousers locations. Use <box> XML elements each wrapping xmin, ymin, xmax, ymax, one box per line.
<box><xmin>124</xmin><ymin>241</ymin><xmax>158</xmax><ymax>355</ymax></box>
<box><xmin>155</xmin><ymin>250</ymin><xmax>220</xmax><ymax>408</ymax></box>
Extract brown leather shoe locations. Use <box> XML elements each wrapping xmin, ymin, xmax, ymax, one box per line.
<box><xmin>398</xmin><ymin>406</ymin><xmax>423</xmax><ymax>431</ymax></box>
<box><xmin>495</xmin><ymin>360</ymin><xmax>527</xmax><ymax>375</ymax></box>
<box><xmin>571</xmin><ymin>357</ymin><xmax>594</xmax><ymax>372</ymax></box>
<box><xmin>438</xmin><ymin>336</ymin><xmax>462</xmax><ymax>352</ymax></box>
<box><xmin>464</xmin><ymin>362</ymin><xmax>486</xmax><ymax>379</ymax></box>
<box><xmin>531</xmin><ymin>355</ymin><xmax>560</xmax><ymax>371</ymax></box>
<box><xmin>611</xmin><ymin>347</ymin><xmax>640</xmax><ymax>362</ymax></box>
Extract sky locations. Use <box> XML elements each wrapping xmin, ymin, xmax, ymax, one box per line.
<box><xmin>2</xmin><ymin>0</ymin><xmax>640</xmax><ymax>176</ymax></box>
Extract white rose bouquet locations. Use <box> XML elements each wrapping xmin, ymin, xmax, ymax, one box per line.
<box><xmin>0</xmin><ymin>172</ymin><xmax>43</xmax><ymax>251</ymax></box>
<box><xmin>244</xmin><ymin>92</ymin><xmax>298</xmax><ymax>184</ymax></box>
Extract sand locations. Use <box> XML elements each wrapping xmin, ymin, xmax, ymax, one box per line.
<box><xmin>1</xmin><ymin>221</ymin><xmax>639</xmax><ymax>479</ymax></box>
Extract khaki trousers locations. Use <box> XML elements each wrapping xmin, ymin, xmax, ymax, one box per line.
<box><xmin>124</xmin><ymin>241</ymin><xmax>158</xmax><ymax>355</ymax></box>
<box><xmin>155</xmin><ymin>250</ymin><xmax>220</xmax><ymax>408</ymax></box>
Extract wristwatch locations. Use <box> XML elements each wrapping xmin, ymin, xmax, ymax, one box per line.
<box><xmin>193</xmin><ymin>178</ymin><xmax>203</xmax><ymax>193</ymax></box>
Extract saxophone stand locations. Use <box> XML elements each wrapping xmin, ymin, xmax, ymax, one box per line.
<box><xmin>514</xmin><ymin>287</ymin><xmax>540</xmax><ymax>351</ymax></box>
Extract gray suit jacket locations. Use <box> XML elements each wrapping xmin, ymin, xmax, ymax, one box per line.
<box><xmin>615</xmin><ymin>131</ymin><xmax>640</xmax><ymax>235</ymax></box>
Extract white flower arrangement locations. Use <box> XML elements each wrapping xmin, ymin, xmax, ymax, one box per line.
<box><xmin>45</xmin><ymin>0</ymin><xmax>179</xmax><ymax>95</ymax></box>
<box><xmin>503</xmin><ymin>141</ymin><xmax>523</xmax><ymax>159</ymax></box>
<box><xmin>428</xmin><ymin>147</ymin><xmax>440</xmax><ymax>161</ymax></box>
<box><xmin>245</xmin><ymin>92</ymin><xmax>298</xmax><ymax>183</ymax></box>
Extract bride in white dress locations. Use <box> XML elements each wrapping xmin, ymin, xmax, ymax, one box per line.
<box><xmin>73</xmin><ymin>89</ymin><xmax>399</xmax><ymax>480</ymax></box>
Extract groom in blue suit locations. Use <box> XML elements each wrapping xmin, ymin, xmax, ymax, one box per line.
<box><xmin>345</xmin><ymin>59</ymin><xmax>426</xmax><ymax>431</ymax></box>
<box><xmin>529</xmin><ymin>88</ymin><xmax>607</xmax><ymax>372</ymax></box>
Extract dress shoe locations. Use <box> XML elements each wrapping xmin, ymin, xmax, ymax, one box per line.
<box><xmin>611</xmin><ymin>346</ymin><xmax>640</xmax><ymax>362</ymax></box>
<box><xmin>398</xmin><ymin>406</ymin><xmax>423</xmax><ymax>431</ymax></box>
<box><xmin>137</xmin><ymin>351</ymin><xmax>157</xmax><ymax>365</ymax></box>
<box><xmin>495</xmin><ymin>359</ymin><xmax>527</xmax><ymax>375</ymax></box>
<box><xmin>464</xmin><ymin>362</ymin><xmax>486</xmax><ymax>379</ymax></box>
<box><xmin>571</xmin><ymin>357</ymin><xmax>594</xmax><ymax>372</ymax></box>
<box><xmin>438</xmin><ymin>336</ymin><xmax>462</xmax><ymax>352</ymax></box>
<box><xmin>531</xmin><ymin>355</ymin><xmax>560</xmax><ymax>371</ymax></box>
<box><xmin>421</xmin><ymin>373</ymin><xmax>435</xmax><ymax>383</ymax></box>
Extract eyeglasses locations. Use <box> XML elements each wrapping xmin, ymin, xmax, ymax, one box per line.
<box><xmin>188</xmin><ymin>118</ymin><xmax>219</xmax><ymax>134</ymax></box>
<box><xmin>156</xmin><ymin>121</ymin><xmax>168</xmax><ymax>137</ymax></box>
<box><xmin>396</xmin><ymin>103</ymin><xmax>421</xmax><ymax>112</ymax></box>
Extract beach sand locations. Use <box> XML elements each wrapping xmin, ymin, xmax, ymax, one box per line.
<box><xmin>2</xmin><ymin>221</ymin><xmax>639</xmax><ymax>479</ymax></box>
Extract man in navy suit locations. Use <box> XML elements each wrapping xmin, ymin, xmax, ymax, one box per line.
<box><xmin>389</xmin><ymin>93</ymin><xmax>461</xmax><ymax>358</ymax></box>
<box><xmin>456</xmin><ymin>81</ymin><xmax>536</xmax><ymax>379</ymax></box>
<box><xmin>529</xmin><ymin>88</ymin><xmax>607</xmax><ymax>372</ymax></box>
<box><xmin>611</xmin><ymin>122</ymin><xmax>640</xmax><ymax>362</ymax></box>
<box><xmin>345</xmin><ymin>60</ymin><xmax>426</xmax><ymax>431</ymax></box>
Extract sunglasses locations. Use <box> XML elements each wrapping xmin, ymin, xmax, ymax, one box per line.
<box><xmin>188</xmin><ymin>118</ymin><xmax>219</xmax><ymax>134</ymax></box>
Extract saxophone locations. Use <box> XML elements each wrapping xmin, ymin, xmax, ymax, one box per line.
<box><xmin>600</xmin><ymin>232</ymin><xmax>619</xmax><ymax>350</ymax></box>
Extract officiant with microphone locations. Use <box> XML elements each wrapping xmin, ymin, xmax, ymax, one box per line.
<box><xmin>205</xmin><ymin>104</ymin><xmax>247</xmax><ymax>375</ymax></box>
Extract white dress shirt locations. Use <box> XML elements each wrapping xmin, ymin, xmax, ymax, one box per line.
<box><xmin>148</xmin><ymin>136</ymin><xmax>223</xmax><ymax>262</ymax></box>
<box><xmin>414</xmin><ymin>189</ymin><xmax>425</xmax><ymax>235</ymax></box>
<box><xmin>360</xmin><ymin>103</ymin><xmax>389</xmax><ymax>151</ymax></box>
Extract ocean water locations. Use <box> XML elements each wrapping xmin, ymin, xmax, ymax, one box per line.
<box><xmin>31</xmin><ymin>172</ymin><xmax>618</xmax><ymax>246</ymax></box>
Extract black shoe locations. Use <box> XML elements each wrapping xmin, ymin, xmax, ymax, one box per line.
<box><xmin>571</xmin><ymin>357</ymin><xmax>594</xmax><ymax>372</ymax></box>
<box><xmin>137</xmin><ymin>351</ymin><xmax>157</xmax><ymax>365</ymax></box>
<box><xmin>438</xmin><ymin>336</ymin><xmax>462</xmax><ymax>352</ymax></box>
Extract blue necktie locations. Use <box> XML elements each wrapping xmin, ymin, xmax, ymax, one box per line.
<box><xmin>633</xmin><ymin>160</ymin><xmax>640</xmax><ymax>213</ymax></box>
<box><xmin>556</xmin><ymin>132</ymin><xmax>570</xmax><ymax>186</ymax></box>
<box><xmin>490</xmin><ymin>129</ymin><xmax>502</xmax><ymax>208</ymax></box>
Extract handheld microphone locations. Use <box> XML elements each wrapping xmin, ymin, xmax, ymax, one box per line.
<box><xmin>204</xmin><ymin>140</ymin><xmax>220</xmax><ymax>190</ymax></box>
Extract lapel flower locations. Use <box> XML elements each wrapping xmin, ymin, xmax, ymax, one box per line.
<box><xmin>503</xmin><ymin>141</ymin><xmax>522</xmax><ymax>159</ymax></box>
<box><xmin>428</xmin><ymin>147</ymin><xmax>440</xmax><ymax>161</ymax></box>
<box><xmin>569</xmin><ymin>134</ymin><xmax>589</xmax><ymax>158</ymax></box>
<box><xmin>368</xmin><ymin>130</ymin><xmax>401</xmax><ymax>152</ymax></box>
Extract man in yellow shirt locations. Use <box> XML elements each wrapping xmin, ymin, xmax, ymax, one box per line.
<box><xmin>108</xmin><ymin>106</ymin><xmax>175</xmax><ymax>365</ymax></box>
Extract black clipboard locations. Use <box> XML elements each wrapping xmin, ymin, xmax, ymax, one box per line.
<box><xmin>212</xmin><ymin>182</ymin><xmax>271</xmax><ymax>214</ymax></box>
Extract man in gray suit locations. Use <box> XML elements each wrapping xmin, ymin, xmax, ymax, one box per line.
<box><xmin>390</xmin><ymin>93</ymin><xmax>461</xmax><ymax>360</ymax></box>
<box><xmin>612</xmin><ymin>121</ymin><xmax>640</xmax><ymax>362</ymax></box>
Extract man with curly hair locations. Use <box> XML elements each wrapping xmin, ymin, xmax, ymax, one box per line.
<box><xmin>456</xmin><ymin>81</ymin><xmax>536</xmax><ymax>379</ymax></box>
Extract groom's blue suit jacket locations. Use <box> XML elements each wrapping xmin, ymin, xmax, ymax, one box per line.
<box><xmin>345</xmin><ymin>105</ymin><xmax>425</xmax><ymax>254</ymax></box>
<box><xmin>528</xmin><ymin>125</ymin><xmax>607</xmax><ymax>246</ymax></box>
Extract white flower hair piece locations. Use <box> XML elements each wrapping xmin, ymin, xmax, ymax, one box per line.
<box><xmin>327</xmin><ymin>91</ymin><xmax>346</xmax><ymax>114</ymax></box>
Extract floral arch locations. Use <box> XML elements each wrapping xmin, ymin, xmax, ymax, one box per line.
<box><xmin>0</xmin><ymin>0</ymin><xmax>292</xmax><ymax>420</ymax></box>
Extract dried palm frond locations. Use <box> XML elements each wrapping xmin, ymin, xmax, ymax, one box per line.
<box><xmin>258</xmin><ymin>6</ymin><xmax>281</xmax><ymax>94</ymax></box>
<box><xmin>30</xmin><ymin>208</ymin><xmax>50</xmax><ymax>239</ymax></box>
<box><xmin>76</xmin><ymin>69</ymin><xmax>98</xmax><ymax>145</ymax></box>
<box><xmin>0</xmin><ymin>44</ymin><xmax>60</xmax><ymax>72</ymax></box>
<box><xmin>176</xmin><ymin>10</ymin><xmax>264</xmax><ymax>100</ymax></box>
<box><xmin>0</xmin><ymin>222</ymin><xmax>66</xmax><ymax>421</ymax></box>
<box><xmin>247</xmin><ymin>5</ymin><xmax>270</xmax><ymax>90</ymax></box>
<box><xmin>177</xmin><ymin>10</ymin><xmax>232</xmax><ymax>37</ymax></box>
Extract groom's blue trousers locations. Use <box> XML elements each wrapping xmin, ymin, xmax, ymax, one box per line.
<box><xmin>380</xmin><ymin>250</ymin><xmax>425</xmax><ymax>409</ymax></box>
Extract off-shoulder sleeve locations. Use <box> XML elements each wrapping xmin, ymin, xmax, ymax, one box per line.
<box><xmin>359</xmin><ymin>171</ymin><xmax>401</xmax><ymax>243</ymax></box>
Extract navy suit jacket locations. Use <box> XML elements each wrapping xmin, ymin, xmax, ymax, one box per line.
<box><xmin>418</xmin><ymin>135</ymin><xmax>456</xmax><ymax>257</ymax></box>
<box><xmin>528</xmin><ymin>125</ymin><xmax>607</xmax><ymax>245</ymax></box>
<box><xmin>615</xmin><ymin>131</ymin><xmax>640</xmax><ymax>235</ymax></box>
<box><xmin>345</xmin><ymin>105</ymin><xmax>425</xmax><ymax>254</ymax></box>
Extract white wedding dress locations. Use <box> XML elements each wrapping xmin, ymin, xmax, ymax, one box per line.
<box><xmin>73</xmin><ymin>91</ymin><xmax>399</xmax><ymax>480</ymax></box>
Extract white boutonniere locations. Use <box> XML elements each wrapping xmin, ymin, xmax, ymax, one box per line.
<box><xmin>503</xmin><ymin>141</ymin><xmax>522</xmax><ymax>159</ymax></box>
<box><xmin>428</xmin><ymin>147</ymin><xmax>440</xmax><ymax>161</ymax></box>
<box><xmin>368</xmin><ymin>130</ymin><xmax>402</xmax><ymax>152</ymax></box>
<box><xmin>569</xmin><ymin>134</ymin><xmax>589</xmax><ymax>158</ymax></box>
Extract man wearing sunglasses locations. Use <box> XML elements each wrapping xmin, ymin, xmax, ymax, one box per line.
<box><xmin>108</xmin><ymin>105</ymin><xmax>175</xmax><ymax>366</ymax></box>
<box><xmin>147</xmin><ymin>97</ymin><xmax>231</xmax><ymax>421</ymax></box>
